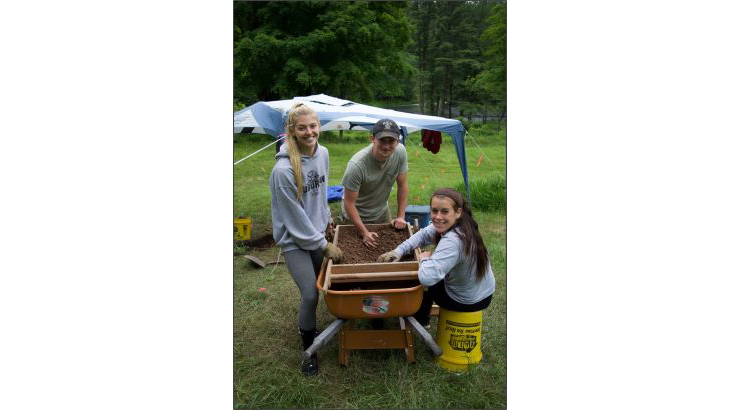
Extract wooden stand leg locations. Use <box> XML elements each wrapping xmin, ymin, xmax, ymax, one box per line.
<box><xmin>430</xmin><ymin>304</ymin><xmax>440</xmax><ymax>317</ymax></box>
<box><xmin>339</xmin><ymin>319</ymin><xmax>354</xmax><ymax>367</ymax></box>
<box><xmin>401</xmin><ymin>317</ymin><xmax>416</xmax><ymax>363</ymax></box>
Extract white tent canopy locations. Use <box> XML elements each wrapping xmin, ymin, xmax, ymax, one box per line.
<box><xmin>234</xmin><ymin>94</ymin><xmax>471</xmax><ymax>199</ymax></box>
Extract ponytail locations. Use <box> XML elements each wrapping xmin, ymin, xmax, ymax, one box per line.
<box><xmin>284</xmin><ymin>102</ymin><xmax>319</xmax><ymax>202</ymax></box>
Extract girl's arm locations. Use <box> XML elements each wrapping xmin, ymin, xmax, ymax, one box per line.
<box><xmin>394</xmin><ymin>224</ymin><xmax>436</xmax><ymax>256</ymax></box>
<box><xmin>417</xmin><ymin>234</ymin><xmax>460</xmax><ymax>287</ymax></box>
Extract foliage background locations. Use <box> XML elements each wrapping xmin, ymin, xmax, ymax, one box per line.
<box><xmin>234</xmin><ymin>0</ymin><xmax>506</xmax><ymax>118</ymax></box>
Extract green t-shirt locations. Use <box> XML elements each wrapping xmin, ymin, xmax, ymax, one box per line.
<box><xmin>341</xmin><ymin>143</ymin><xmax>409</xmax><ymax>223</ymax></box>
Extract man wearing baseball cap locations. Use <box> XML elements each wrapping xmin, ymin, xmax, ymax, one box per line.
<box><xmin>340</xmin><ymin>118</ymin><xmax>409</xmax><ymax>248</ymax></box>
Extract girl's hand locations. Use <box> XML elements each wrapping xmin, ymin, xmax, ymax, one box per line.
<box><xmin>377</xmin><ymin>250</ymin><xmax>401</xmax><ymax>263</ymax></box>
<box><xmin>323</xmin><ymin>243</ymin><xmax>344</xmax><ymax>263</ymax></box>
<box><xmin>419</xmin><ymin>251</ymin><xmax>433</xmax><ymax>261</ymax></box>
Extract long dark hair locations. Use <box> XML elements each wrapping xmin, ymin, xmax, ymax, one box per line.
<box><xmin>431</xmin><ymin>188</ymin><xmax>490</xmax><ymax>280</ymax></box>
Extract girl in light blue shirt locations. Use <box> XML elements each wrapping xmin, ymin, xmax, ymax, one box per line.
<box><xmin>378</xmin><ymin>188</ymin><xmax>495</xmax><ymax>326</ymax></box>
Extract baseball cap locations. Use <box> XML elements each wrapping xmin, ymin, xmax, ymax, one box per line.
<box><xmin>372</xmin><ymin>118</ymin><xmax>401</xmax><ymax>140</ymax></box>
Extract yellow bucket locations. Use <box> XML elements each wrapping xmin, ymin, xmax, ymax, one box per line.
<box><xmin>234</xmin><ymin>217</ymin><xmax>252</xmax><ymax>241</ymax></box>
<box><xmin>435</xmin><ymin>308</ymin><xmax>483</xmax><ymax>372</ymax></box>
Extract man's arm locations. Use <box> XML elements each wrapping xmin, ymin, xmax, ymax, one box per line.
<box><xmin>391</xmin><ymin>172</ymin><xmax>409</xmax><ymax>229</ymax></box>
<box><xmin>343</xmin><ymin>189</ymin><xmax>379</xmax><ymax>248</ymax></box>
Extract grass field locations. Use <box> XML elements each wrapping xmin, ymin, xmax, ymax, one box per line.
<box><xmin>233</xmin><ymin>125</ymin><xmax>506</xmax><ymax>408</ymax></box>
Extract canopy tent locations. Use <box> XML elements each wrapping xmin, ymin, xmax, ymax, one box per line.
<box><xmin>234</xmin><ymin>94</ymin><xmax>470</xmax><ymax>200</ymax></box>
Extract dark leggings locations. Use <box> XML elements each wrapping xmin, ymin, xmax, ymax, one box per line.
<box><xmin>414</xmin><ymin>280</ymin><xmax>492</xmax><ymax>325</ymax></box>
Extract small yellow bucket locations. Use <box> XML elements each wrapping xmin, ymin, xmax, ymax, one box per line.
<box><xmin>435</xmin><ymin>308</ymin><xmax>483</xmax><ymax>372</ymax></box>
<box><xmin>234</xmin><ymin>217</ymin><xmax>252</xmax><ymax>241</ymax></box>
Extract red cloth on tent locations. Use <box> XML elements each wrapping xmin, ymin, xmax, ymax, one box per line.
<box><xmin>422</xmin><ymin>129</ymin><xmax>442</xmax><ymax>154</ymax></box>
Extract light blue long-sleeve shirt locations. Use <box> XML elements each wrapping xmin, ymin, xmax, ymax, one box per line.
<box><xmin>395</xmin><ymin>224</ymin><xmax>495</xmax><ymax>305</ymax></box>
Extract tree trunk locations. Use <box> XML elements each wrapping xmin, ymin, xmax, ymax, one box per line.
<box><xmin>448</xmin><ymin>67</ymin><xmax>453</xmax><ymax>118</ymax></box>
<box><xmin>418</xmin><ymin>1</ymin><xmax>432</xmax><ymax>114</ymax></box>
<box><xmin>428</xmin><ymin>81</ymin><xmax>436</xmax><ymax>116</ymax></box>
<box><xmin>419</xmin><ymin>60</ymin><xmax>426</xmax><ymax>114</ymax></box>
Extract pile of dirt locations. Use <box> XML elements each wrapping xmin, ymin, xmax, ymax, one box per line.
<box><xmin>236</xmin><ymin>234</ymin><xmax>275</xmax><ymax>250</ymax></box>
<box><xmin>335</xmin><ymin>224</ymin><xmax>415</xmax><ymax>264</ymax></box>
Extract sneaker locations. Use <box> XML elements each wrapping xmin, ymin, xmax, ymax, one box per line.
<box><xmin>301</xmin><ymin>355</ymin><xmax>319</xmax><ymax>376</ymax></box>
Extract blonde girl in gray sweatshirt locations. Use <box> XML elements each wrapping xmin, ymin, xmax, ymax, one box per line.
<box><xmin>269</xmin><ymin>103</ymin><xmax>343</xmax><ymax>376</ymax></box>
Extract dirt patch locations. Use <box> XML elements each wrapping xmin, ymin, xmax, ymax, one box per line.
<box><xmin>335</xmin><ymin>224</ymin><xmax>414</xmax><ymax>264</ymax></box>
<box><xmin>235</xmin><ymin>227</ymin><xmax>334</xmax><ymax>252</ymax></box>
<box><xmin>236</xmin><ymin>234</ymin><xmax>275</xmax><ymax>250</ymax></box>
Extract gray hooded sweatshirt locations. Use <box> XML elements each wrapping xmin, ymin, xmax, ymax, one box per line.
<box><xmin>270</xmin><ymin>144</ymin><xmax>331</xmax><ymax>253</ymax></box>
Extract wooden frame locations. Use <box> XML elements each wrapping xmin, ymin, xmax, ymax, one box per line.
<box><xmin>322</xmin><ymin>224</ymin><xmax>421</xmax><ymax>292</ymax></box>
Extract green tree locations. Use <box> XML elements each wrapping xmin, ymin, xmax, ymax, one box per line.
<box><xmin>469</xmin><ymin>0</ymin><xmax>506</xmax><ymax>119</ymax></box>
<box><xmin>234</xmin><ymin>1</ymin><xmax>414</xmax><ymax>106</ymax></box>
<box><xmin>408</xmin><ymin>0</ymin><xmax>494</xmax><ymax>117</ymax></box>
<box><xmin>408</xmin><ymin>0</ymin><xmax>432</xmax><ymax>113</ymax></box>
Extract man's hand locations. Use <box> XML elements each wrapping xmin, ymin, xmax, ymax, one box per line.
<box><xmin>391</xmin><ymin>217</ymin><xmax>407</xmax><ymax>230</ymax></box>
<box><xmin>323</xmin><ymin>243</ymin><xmax>343</xmax><ymax>263</ymax></box>
<box><xmin>377</xmin><ymin>250</ymin><xmax>401</xmax><ymax>263</ymax></box>
<box><xmin>362</xmin><ymin>231</ymin><xmax>379</xmax><ymax>248</ymax></box>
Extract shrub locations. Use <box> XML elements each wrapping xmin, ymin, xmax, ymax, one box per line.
<box><xmin>457</xmin><ymin>116</ymin><xmax>472</xmax><ymax>131</ymax></box>
<box><xmin>456</xmin><ymin>175</ymin><xmax>506</xmax><ymax>213</ymax></box>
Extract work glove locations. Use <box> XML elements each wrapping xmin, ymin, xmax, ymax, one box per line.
<box><xmin>323</xmin><ymin>242</ymin><xmax>343</xmax><ymax>264</ymax></box>
<box><xmin>377</xmin><ymin>250</ymin><xmax>401</xmax><ymax>263</ymax></box>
